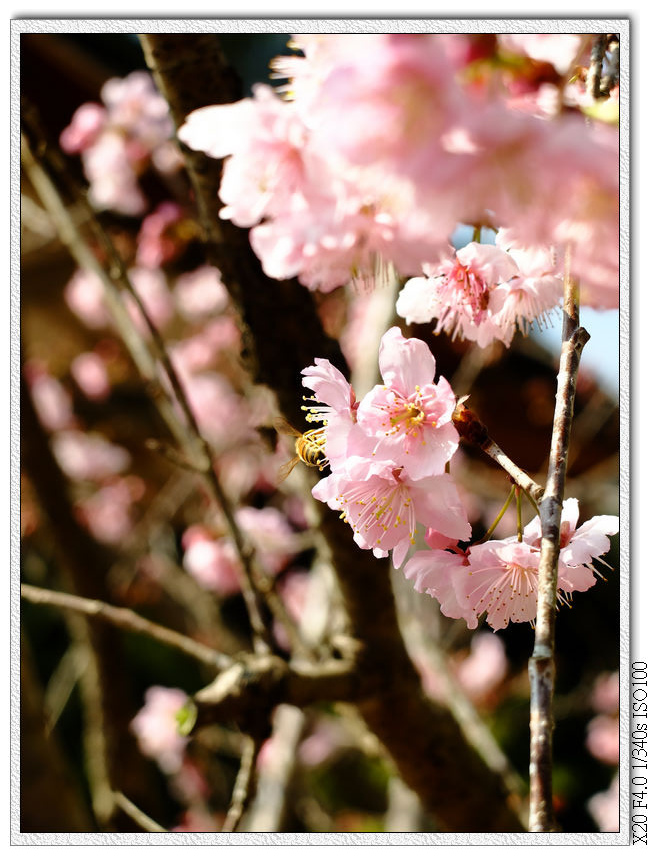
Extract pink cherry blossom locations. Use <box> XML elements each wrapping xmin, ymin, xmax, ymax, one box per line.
<box><xmin>397</xmin><ymin>242</ymin><xmax>520</xmax><ymax>347</ymax></box>
<box><xmin>455</xmin><ymin>538</ymin><xmax>598</xmax><ymax>631</ymax></box>
<box><xmin>52</xmin><ymin>430</ymin><xmax>131</xmax><ymax>482</ymax></box>
<box><xmin>64</xmin><ymin>269</ymin><xmax>111</xmax><ymax>330</ymax></box>
<box><xmin>70</xmin><ymin>351</ymin><xmax>111</xmax><ymax>401</ymax></box>
<box><xmin>182</xmin><ymin>527</ymin><xmax>242</xmax><ymax>596</ymax></box>
<box><xmin>179</xmin><ymin>83</ymin><xmax>312</xmax><ymax>228</ymax></box>
<box><xmin>523</xmin><ymin>497</ymin><xmax>619</xmax><ymax>576</ymax></box>
<box><xmin>591</xmin><ymin>672</ymin><xmax>619</xmax><ymax>715</ymax></box>
<box><xmin>59</xmin><ymin>102</ymin><xmax>107</xmax><ymax>153</ymax></box>
<box><xmin>26</xmin><ymin>367</ymin><xmax>75</xmax><ymax>432</ymax></box>
<box><xmin>306</xmin><ymin>35</ymin><xmax>464</xmax><ymax>183</ymax></box>
<box><xmin>76</xmin><ymin>477</ymin><xmax>144</xmax><ymax>545</ymax></box>
<box><xmin>136</xmin><ymin>202</ymin><xmax>187</xmax><ymax>268</ymax></box>
<box><xmin>587</xmin><ymin>774</ymin><xmax>619</xmax><ymax>832</ymax></box>
<box><xmin>125</xmin><ymin>266</ymin><xmax>175</xmax><ymax>333</ymax></box>
<box><xmin>454</xmin><ymin>631</ymin><xmax>508</xmax><ymax>700</ymax></box>
<box><xmin>585</xmin><ymin>714</ymin><xmax>619</xmax><ymax>766</ymax></box>
<box><xmin>356</xmin><ymin>326</ymin><xmax>459</xmax><ymax>479</ymax></box>
<box><xmin>404</xmin><ymin>546</ymin><xmax>475</xmax><ymax>624</ymax></box>
<box><xmin>312</xmin><ymin>456</ymin><xmax>471</xmax><ymax>568</ymax></box>
<box><xmin>131</xmin><ymin>686</ymin><xmax>189</xmax><ymax>774</ymax></box>
<box><xmin>236</xmin><ymin>505</ymin><xmax>300</xmax><ymax>575</ymax></box>
<box><xmin>301</xmin><ymin>357</ymin><xmax>359</xmax><ymax>470</ymax></box>
<box><xmin>82</xmin><ymin>130</ymin><xmax>147</xmax><ymax>215</ymax></box>
<box><xmin>173</xmin><ymin>265</ymin><xmax>229</xmax><ymax>322</ymax></box>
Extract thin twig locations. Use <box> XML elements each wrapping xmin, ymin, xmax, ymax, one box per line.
<box><xmin>528</xmin><ymin>254</ymin><xmax>590</xmax><ymax>832</ymax></box>
<box><xmin>221</xmin><ymin>736</ymin><xmax>261</xmax><ymax>832</ymax></box>
<box><xmin>20</xmin><ymin>583</ymin><xmax>231</xmax><ymax>672</ymax></box>
<box><xmin>453</xmin><ymin>400</ymin><xmax>545</xmax><ymax>503</ymax></box>
<box><xmin>112</xmin><ymin>791</ymin><xmax>167</xmax><ymax>833</ymax></box>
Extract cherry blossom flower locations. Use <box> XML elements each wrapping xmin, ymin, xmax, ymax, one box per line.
<box><xmin>173</xmin><ymin>265</ymin><xmax>229</xmax><ymax>322</ymax></box>
<box><xmin>182</xmin><ymin>527</ymin><xmax>242</xmax><ymax>596</ymax></box>
<box><xmin>312</xmin><ymin>456</ymin><xmax>471</xmax><ymax>568</ymax></box>
<box><xmin>136</xmin><ymin>202</ymin><xmax>188</xmax><ymax>268</ymax></box>
<box><xmin>76</xmin><ymin>477</ymin><xmax>145</xmax><ymax>545</ymax></box>
<box><xmin>125</xmin><ymin>266</ymin><xmax>175</xmax><ymax>333</ymax></box>
<box><xmin>237</xmin><ymin>505</ymin><xmax>301</xmax><ymax>575</ymax></box>
<box><xmin>356</xmin><ymin>327</ymin><xmax>459</xmax><ymax>479</ymax></box>
<box><xmin>404</xmin><ymin>546</ymin><xmax>475</xmax><ymax>624</ymax></box>
<box><xmin>397</xmin><ymin>242</ymin><xmax>520</xmax><ymax>347</ymax></box>
<box><xmin>59</xmin><ymin>102</ymin><xmax>107</xmax><ymax>153</ymax></box>
<box><xmin>64</xmin><ymin>269</ymin><xmax>111</xmax><ymax>330</ymax></box>
<box><xmin>26</xmin><ymin>366</ymin><xmax>75</xmax><ymax>432</ymax></box>
<box><xmin>585</xmin><ymin>714</ymin><xmax>619</xmax><ymax>766</ymax></box>
<box><xmin>52</xmin><ymin>430</ymin><xmax>131</xmax><ymax>482</ymax></box>
<box><xmin>70</xmin><ymin>351</ymin><xmax>111</xmax><ymax>401</ymax></box>
<box><xmin>587</xmin><ymin>774</ymin><xmax>620</xmax><ymax>832</ymax></box>
<box><xmin>131</xmin><ymin>686</ymin><xmax>189</xmax><ymax>774</ymax></box>
<box><xmin>301</xmin><ymin>357</ymin><xmax>359</xmax><ymax>471</ymax></box>
<box><xmin>454</xmin><ymin>631</ymin><xmax>508</xmax><ymax>700</ymax></box>
<box><xmin>179</xmin><ymin>83</ymin><xmax>313</xmax><ymax>228</ymax></box>
<box><xmin>523</xmin><ymin>497</ymin><xmax>619</xmax><ymax>578</ymax></box>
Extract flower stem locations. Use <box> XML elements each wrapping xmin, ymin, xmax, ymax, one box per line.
<box><xmin>479</xmin><ymin>485</ymin><xmax>516</xmax><ymax>543</ymax></box>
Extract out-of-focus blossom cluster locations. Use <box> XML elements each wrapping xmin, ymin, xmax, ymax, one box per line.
<box><xmin>302</xmin><ymin>329</ymin><xmax>619</xmax><ymax>630</ymax></box>
<box><xmin>60</xmin><ymin>70</ymin><xmax>183</xmax><ymax>215</ymax></box>
<box><xmin>585</xmin><ymin>671</ymin><xmax>620</xmax><ymax>831</ymax></box>
<box><xmin>179</xmin><ymin>34</ymin><xmax>618</xmax><ymax>315</ymax></box>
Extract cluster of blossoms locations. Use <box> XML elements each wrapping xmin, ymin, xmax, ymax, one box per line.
<box><xmin>180</xmin><ymin>33</ymin><xmax>619</xmax><ymax>322</ymax></box>
<box><xmin>303</xmin><ymin>328</ymin><xmax>618</xmax><ymax>630</ymax></box>
<box><xmin>60</xmin><ymin>70</ymin><xmax>183</xmax><ymax>214</ymax></box>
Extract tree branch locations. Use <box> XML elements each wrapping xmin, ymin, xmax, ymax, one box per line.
<box><xmin>528</xmin><ymin>262</ymin><xmax>590</xmax><ymax>832</ymax></box>
<box><xmin>20</xmin><ymin>583</ymin><xmax>231</xmax><ymax>672</ymax></box>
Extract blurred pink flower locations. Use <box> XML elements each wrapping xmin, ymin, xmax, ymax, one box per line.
<box><xmin>174</xmin><ymin>265</ymin><xmax>229</xmax><ymax>322</ymax></box>
<box><xmin>64</xmin><ymin>268</ymin><xmax>111</xmax><ymax>330</ymax></box>
<box><xmin>77</xmin><ymin>477</ymin><xmax>144</xmax><ymax>545</ymax></box>
<box><xmin>70</xmin><ymin>351</ymin><xmax>111</xmax><ymax>401</ymax></box>
<box><xmin>587</xmin><ymin>774</ymin><xmax>619</xmax><ymax>832</ymax></box>
<box><xmin>125</xmin><ymin>266</ymin><xmax>175</xmax><ymax>333</ymax></box>
<box><xmin>591</xmin><ymin>672</ymin><xmax>619</xmax><ymax>715</ymax></box>
<box><xmin>586</xmin><ymin>714</ymin><xmax>620</xmax><ymax>766</ymax></box>
<box><xmin>83</xmin><ymin>130</ymin><xmax>147</xmax><ymax>215</ymax></box>
<box><xmin>182</xmin><ymin>527</ymin><xmax>242</xmax><ymax>596</ymax></box>
<box><xmin>237</xmin><ymin>505</ymin><xmax>301</xmax><ymax>575</ymax></box>
<box><xmin>26</xmin><ymin>368</ymin><xmax>75</xmax><ymax>432</ymax></box>
<box><xmin>131</xmin><ymin>686</ymin><xmax>189</xmax><ymax>774</ymax></box>
<box><xmin>136</xmin><ymin>202</ymin><xmax>187</xmax><ymax>268</ymax></box>
<box><xmin>59</xmin><ymin>102</ymin><xmax>107</xmax><ymax>153</ymax></box>
<box><xmin>454</xmin><ymin>631</ymin><xmax>508</xmax><ymax>699</ymax></box>
<box><xmin>52</xmin><ymin>430</ymin><xmax>130</xmax><ymax>481</ymax></box>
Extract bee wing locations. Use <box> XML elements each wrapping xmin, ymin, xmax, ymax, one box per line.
<box><xmin>273</xmin><ymin>416</ymin><xmax>301</xmax><ymax>438</ymax></box>
<box><xmin>277</xmin><ymin>455</ymin><xmax>300</xmax><ymax>483</ymax></box>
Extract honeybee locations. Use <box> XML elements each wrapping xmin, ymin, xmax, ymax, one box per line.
<box><xmin>274</xmin><ymin>417</ymin><xmax>328</xmax><ymax>482</ymax></box>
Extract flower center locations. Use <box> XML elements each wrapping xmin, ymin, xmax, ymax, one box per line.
<box><xmin>447</xmin><ymin>261</ymin><xmax>491</xmax><ymax>323</ymax></box>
